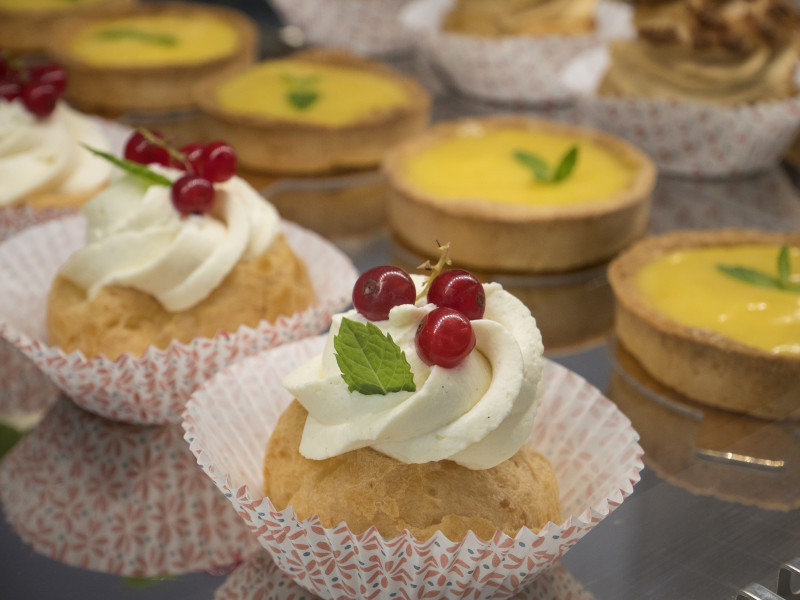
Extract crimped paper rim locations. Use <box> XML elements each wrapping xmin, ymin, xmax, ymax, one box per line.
<box><xmin>0</xmin><ymin>215</ymin><xmax>357</xmax><ymax>425</ymax></box>
<box><xmin>183</xmin><ymin>336</ymin><xmax>643</xmax><ymax>599</ymax></box>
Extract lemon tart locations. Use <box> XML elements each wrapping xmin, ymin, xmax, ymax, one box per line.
<box><xmin>194</xmin><ymin>49</ymin><xmax>431</xmax><ymax>175</ymax></box>
<box><xmin>46</xmin><ymin>2</ymin><xmax>257</xmax><ymax>115</ymax></box>
<box><xmin>383</xmin><ymin>116</ymin><xmax>656</xmax><ymax>273</ymax></box>
<box><xmin>608</xmin><ymin>229</ymin><xmax>800</xmax><ymax>421</ymax></box>
<box><xmin>0</xmin><ymin>0</ymin><xmax>134</xmax><ymax>54</ymax></box>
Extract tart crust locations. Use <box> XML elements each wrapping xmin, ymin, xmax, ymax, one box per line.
<box><xmin>383</xmin><ymin>116</ymin><xmax>656</xmax><ymax>273</ymax></box>
<box><xmin>46</xmin><ymin>2</ymin><xmax>258</xmax><ymax>115</ymax></box>
<box><xmin>0</xmin><ymin>0</ymin><xmax>135</xmax><ymax>54</ymax></box>
<box><xmin>194</xmin><ymin>49</ymin><xmax>431</xmax><ymax>175</ymax></box>
<box><xmin>608</xmin><ymin>229</ymin><xmax>800</xmax><ymax>421</ymax></box>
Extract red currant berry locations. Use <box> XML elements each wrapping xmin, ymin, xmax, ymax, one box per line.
<box><xmin>353</xmin><ymin>265</ymin><xmax>416</xmax><ymax>321</ymax></box>
<box><xmin>21</xmin><ymin>82</ymin><xmax>58</xmax><ymax>118</ymax></box>
<box><xmin>0</xmin><ymin>80</ymin><xmax>20</xmax><ymax>102</ymax></box>
<box><xmin>0</xmin><ymin>56</ymin><xmax>8</xmax><ymax>81</ymax></box>
<box><xmin>415</xmin><ymin>307</ymin><xmax>476</xmax><ymax>368</ymax></box>
<box><xmin>29</xmin><ymin>63</ymin><xmax>68</xmax><ymax>95</ymax></box>
<box><xmin>427</xmin><ymin>269</ymin><xmax>485</xmax><ymax>320</ymax></box>
<box><xmin>179</xmin><ymin>142</ymin><xmax>205</xmax><ymax>174</ymax></box>
<box><xmin>200</xmin><ymin>141</ymin><xmax>237</xmax><ymax>183</ymax></box>
<box><xmin>171</xmin><ymin>175</ymin><xmax>215</xmax><ymax>216</ymax></box>
<box><xmin>124</xmin><ymin>130</ymin><xmax>170</xmax><ymax>166</ymax></box>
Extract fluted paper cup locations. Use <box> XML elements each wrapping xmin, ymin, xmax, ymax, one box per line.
<box><xmin>562</xmin><ymin>47</ymin><xmax>800</xmax><ymax>177</ymax></box>
<box><xmin>183</xmin><ymin>336</ymin><xmax>643</xmax><ymax>600</ymax></box>
<box><xmin>214</xmin><ymin>550</ymin><xmax>597</xmax><ymax>600</ymax></box>
<box><xmin>400</xmin><ymin>0</ymin><xmax>632</xmax><ymax>106</ymax></box>
<box><xmin>0</xmin><ymin>397</ymin><xmax>260</xmax><ymax>576</ymax></box>
<box><xmin>0</xmin><ymin>215</ymin><xmax>357</xmax><ymax>426</ymax></box>
<box><xmin>267</xmin><ymin>0</ymin><xmax>414</xmax><ymax>57</ymax></box>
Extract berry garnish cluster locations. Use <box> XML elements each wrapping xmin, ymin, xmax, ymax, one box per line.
<box><xmin>122</xmin><ymin>129</ymin><xmax>237</xmax><ymax>216</ymax></box>
<box><xmin>0</xmin><ymin>52</ymin><xmax>68</xmax><ymax>118</ymax></box>
<box><xmin>352</xmin><ymin>245</ymin><xmax>485</xmax><ymax>369</ymax></box>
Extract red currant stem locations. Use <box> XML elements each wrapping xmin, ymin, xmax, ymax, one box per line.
<box><xmin>415</xmin><ymin>241</ymin><xmax>452</xmax><ymax>301</ymax></box>
<box><xmin>135</xmin><ymin>127</ymin><xmax>187</xmax><ymax>170</ymax></box>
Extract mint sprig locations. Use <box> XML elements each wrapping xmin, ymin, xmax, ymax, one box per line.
<box><xmin>82</xmin><ymin>144</ymin><xmax>171</xmax><ymax>187</ymax></box>
<box><xmin>95</xmin><ymin>28</ymin><xmax>178</xmax><ymax>46</ymax></box>
<box><xmin>716</xmin><ymin>245</ymin><xmax>800</xmax><ymax>293</ymax></box>
<box><xmin>334</xmin><ymin>318</ymin><xmax>416</xmax><ymax>395</ymax></box>
<box><xmin>513</xmin><ymin>145</ymin><xmax>579</xmax><ymax>183</ymax></box>
<box><xmin>281</xmin><ymin>72</ymin><xmax>321</xmax><ymax>111</ymax></box>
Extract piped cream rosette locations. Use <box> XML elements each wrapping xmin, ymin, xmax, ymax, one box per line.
<box><xmin>399</xmin><ymin>0</ymin><xmax>633</xmax><ymax>105</ymax></box>
<box><xmin>0</xmin><ymin>100</ymin><xmax>112</xmax><ymax>208</ymax></box>
<box><xmin>284</xmin><ymin>276</ymin><xmax>543</xmax><ymax>469</ymax></box>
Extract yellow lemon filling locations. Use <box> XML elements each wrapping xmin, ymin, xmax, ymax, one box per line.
<box><xmin>214</xmin><ymin>60</ymin><xmax>411</xmax><ymax>127</ymax></box>
<box><xmin>401</xmin><ymin>128</ymin><xmax>634</xmax><ymax>206</ymax></box>
<box><xmin>0</xmin><ymin>0</ymin><xmax>108</xmax><ymax>11</ymax></box>
<box><xmin>636</xmin><ymin>245</ymin><xmax>800</xmax><ymax>355</ymax></box>
<box><xmin>67</xmin><ymin>13</ymin><xmax>239</xmax><ymax>66</ymax></box>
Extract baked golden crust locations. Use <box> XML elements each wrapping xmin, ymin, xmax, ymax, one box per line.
<box><xmin>0</xmin><ymin>0</ymin><xmax>135</xmax><ymax>54</ymax></box>
<box><xmin>264</xmin><ymin>399</ymin><xmax>561</xmax><ymax>541</ymax></box>
<box><xmin>46</xmin><ymin>2</ymin><xmax>257</xmax><ymax>115</ymax></box>
<box><xmin>20</xmin><ymin>182</ymin><xmax>107</xmax><ymax>210</ymax></box>
<box><xmin>47</xmin><ymin>235</ymin><xmax>315</xmax><ymax>359</ymax></box>
<box><xmin>608</xmin><ymin>229</ymin><xmax>800</xmax><ymax>420</ymax></box>
<box><xmin>383</xmin><ymin>116</ymin><xmax>656</xmax><ymax>273</ymax></box>
<box><xmin>442</xmin><ymin>0</ymin><xmax>596</xmax><ymax>36</ymax></box>
<box><xmin>194</xmin><ymin>49</ymin><xmax>431</xmax><ymax>175</ymax></box>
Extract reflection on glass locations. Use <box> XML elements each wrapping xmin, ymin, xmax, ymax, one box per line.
<box><xmin>607</xmin><ymin>339</ymin><xmax>799</xmax><ymax>511</ymax></box>
<box><xmin>0</xmin><ymin>398</ymin><xmax>259</xmax><ymax>577</ymax></box>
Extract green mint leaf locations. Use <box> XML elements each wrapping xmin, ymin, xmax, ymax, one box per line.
<box><xmin>287</xmin><ymin>89</ymin><xmax>319</xmax><ymax>110</ymax></box>
<box><xmin>716</xmin><ymin>244</ymin><xmax>800</xmax><ymax>294</ymax></box>
<box><xmin>82</xmin><ymin>144</ymin><xmax>172</xmax><ymax>187</ymax></box>
<box><xmin>513</xmin><ymin>150</ymin><xmax>549</xmax><ymax>181</ymax></box>
<box><xmin>777</xmin><ymin>245</ymin><xmax>791</xmax><ymax>288</ymax></box>
<box><xmin>333</xmin><ymin>318</ymin><xmax>416</xmax><ymax>395</ymax></box>
<box><xmin>552</xmin><ymin>145</ymin><xmax>579</xmax><ymax>182</ymax></box>
<box><xmin>96</xmin><ymin>28</ymin><xmax>178</xmax><ymax>46</ymax></box>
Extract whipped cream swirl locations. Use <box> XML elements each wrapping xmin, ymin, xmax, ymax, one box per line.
<box><xmin>0</xmin><ymin>99</ymin><xmax>112</xmax><ymax>206</ymax></box>
<box><xmin>283</xmin><ymin>278</ymin><xmax>544</xmax><ymax>470</ymax></box>
<box><xmin>58</xmin><ymin>168</ymin><xmax>280</xmax><ymax>312</ymax></box>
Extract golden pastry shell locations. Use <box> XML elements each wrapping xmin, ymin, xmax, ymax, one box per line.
<box><xmin>608</xmin><ymin>228</ymin><xmax>800</xmax><ymax>420</ymax></box>
<box><xmin>383</xmin><ymin>115</ymin><xmax>657</xmax><ymax>273</ymax></box>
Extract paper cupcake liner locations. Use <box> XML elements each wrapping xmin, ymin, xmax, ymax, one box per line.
<box><xmin>0</xmin><ymin>215</ymin><xmax>357</xmax><ymax>426</ymax></box>
<box><xmin>183</xmin><ymin>336</ymin><xmax>643</xmax><ymax>600</ymax></box>
<box><xmin>0</xmin><ymin>397</ymin><xmax>261</xmax><ymax>576</ymax></box>
<box><xmin>562</xmin><ymin>47</ymin><xmax>800</xmax><ymax>177</ymax></box>
<box><xmin>267</xmin><ymin>0</ymin><xmax>414</xmax><ymax>57</ymax></box>
<box><xmin>214</xmin><ymin>551</ymin><xmax>597</xmax><ymax>600</ymax></box>
<box><xmin>400</xmin><ymin>0</ymin><xmax>632</xmax><ymax>105</ymax></box>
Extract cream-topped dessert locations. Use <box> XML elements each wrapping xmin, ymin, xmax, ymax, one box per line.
<box><xmin>58</xmin><ymin>167</ymin><xmax>280</xmax><ymax>312</ymax></box>
<box><xmin>284</xmin><ymin>276</ymin><xmax>543</xmax><ymax>469</ymax></box>
<box><xmin>0</xmin><ymin>100</ymin><xmax>112</xmax><ymax>208</ymax></box>
<box><xmin>47</xmin><ymin>137</ymin><xmax>315</xmax><ymax>359</ymax></box>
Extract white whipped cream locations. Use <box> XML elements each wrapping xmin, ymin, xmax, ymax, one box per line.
<box><xmin>283</xmin><ymin>277</ymin><xmax>544</xmax><ymax>470</ymax></box>
<box><xmin>0</xmin><ymin>99</ymin><xmax>112</xmax><ymax>206</ymax></box>
<box><xmin>58</xmin><ymin>167</ymin><xmax>280</xmax><ymax>312</ymax></box>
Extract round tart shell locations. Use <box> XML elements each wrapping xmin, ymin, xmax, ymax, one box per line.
<box><xmin>46</xmin><ymin>2</ymin><xmax>258</xmax><ymax>115</ymax></box>
<box><xmin>383</xmin><ymin>116</ymin><xmax>656</xmax><ymax>273</ymax></box>
<box><xmin>194</xmin><ymin>49</ymin><xmax>431</xmax><ymax>175</ymax></box>
<box><xmin>0</xmin><ymin>0</ymin><xmax>135</xmax><ymax>54</ymax></box>
<box><xmin>608</xmin><ymin>229</ymin><xmax>800</xmax><ymax>421</ymax></box>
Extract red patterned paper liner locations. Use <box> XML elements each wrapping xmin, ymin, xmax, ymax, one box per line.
<box><xmin>267</xmin><ymin>0</ymin><xmax>414</xmax><ymax>56</ymax></box>
<box><xmin>183</xmin><ymin>336</ymin><xmax>644</xmax><ymax>600</ymax></box>
<box><xmin>0</xmin><ymin>215</ymin><xmax>357</xmax><ymax>426</ymax></box>
<box><xmin>400</xmin><ymin>0</ymin><xmax>632</xmax><ymax>105</ymax></box>
<box><xmin>563</xmin><ymin>48</ymin><xmax>800</xmax><ymax>176</ymax></box>
<box><xmin>0</xmin><ymin>397</ymin><xmax>260</xmax><ymax>577</ymax></box>
<box><xmin>214</xmin><ymin>550</ymin><xmax>597</xmax><ymax>600</ymax></box>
